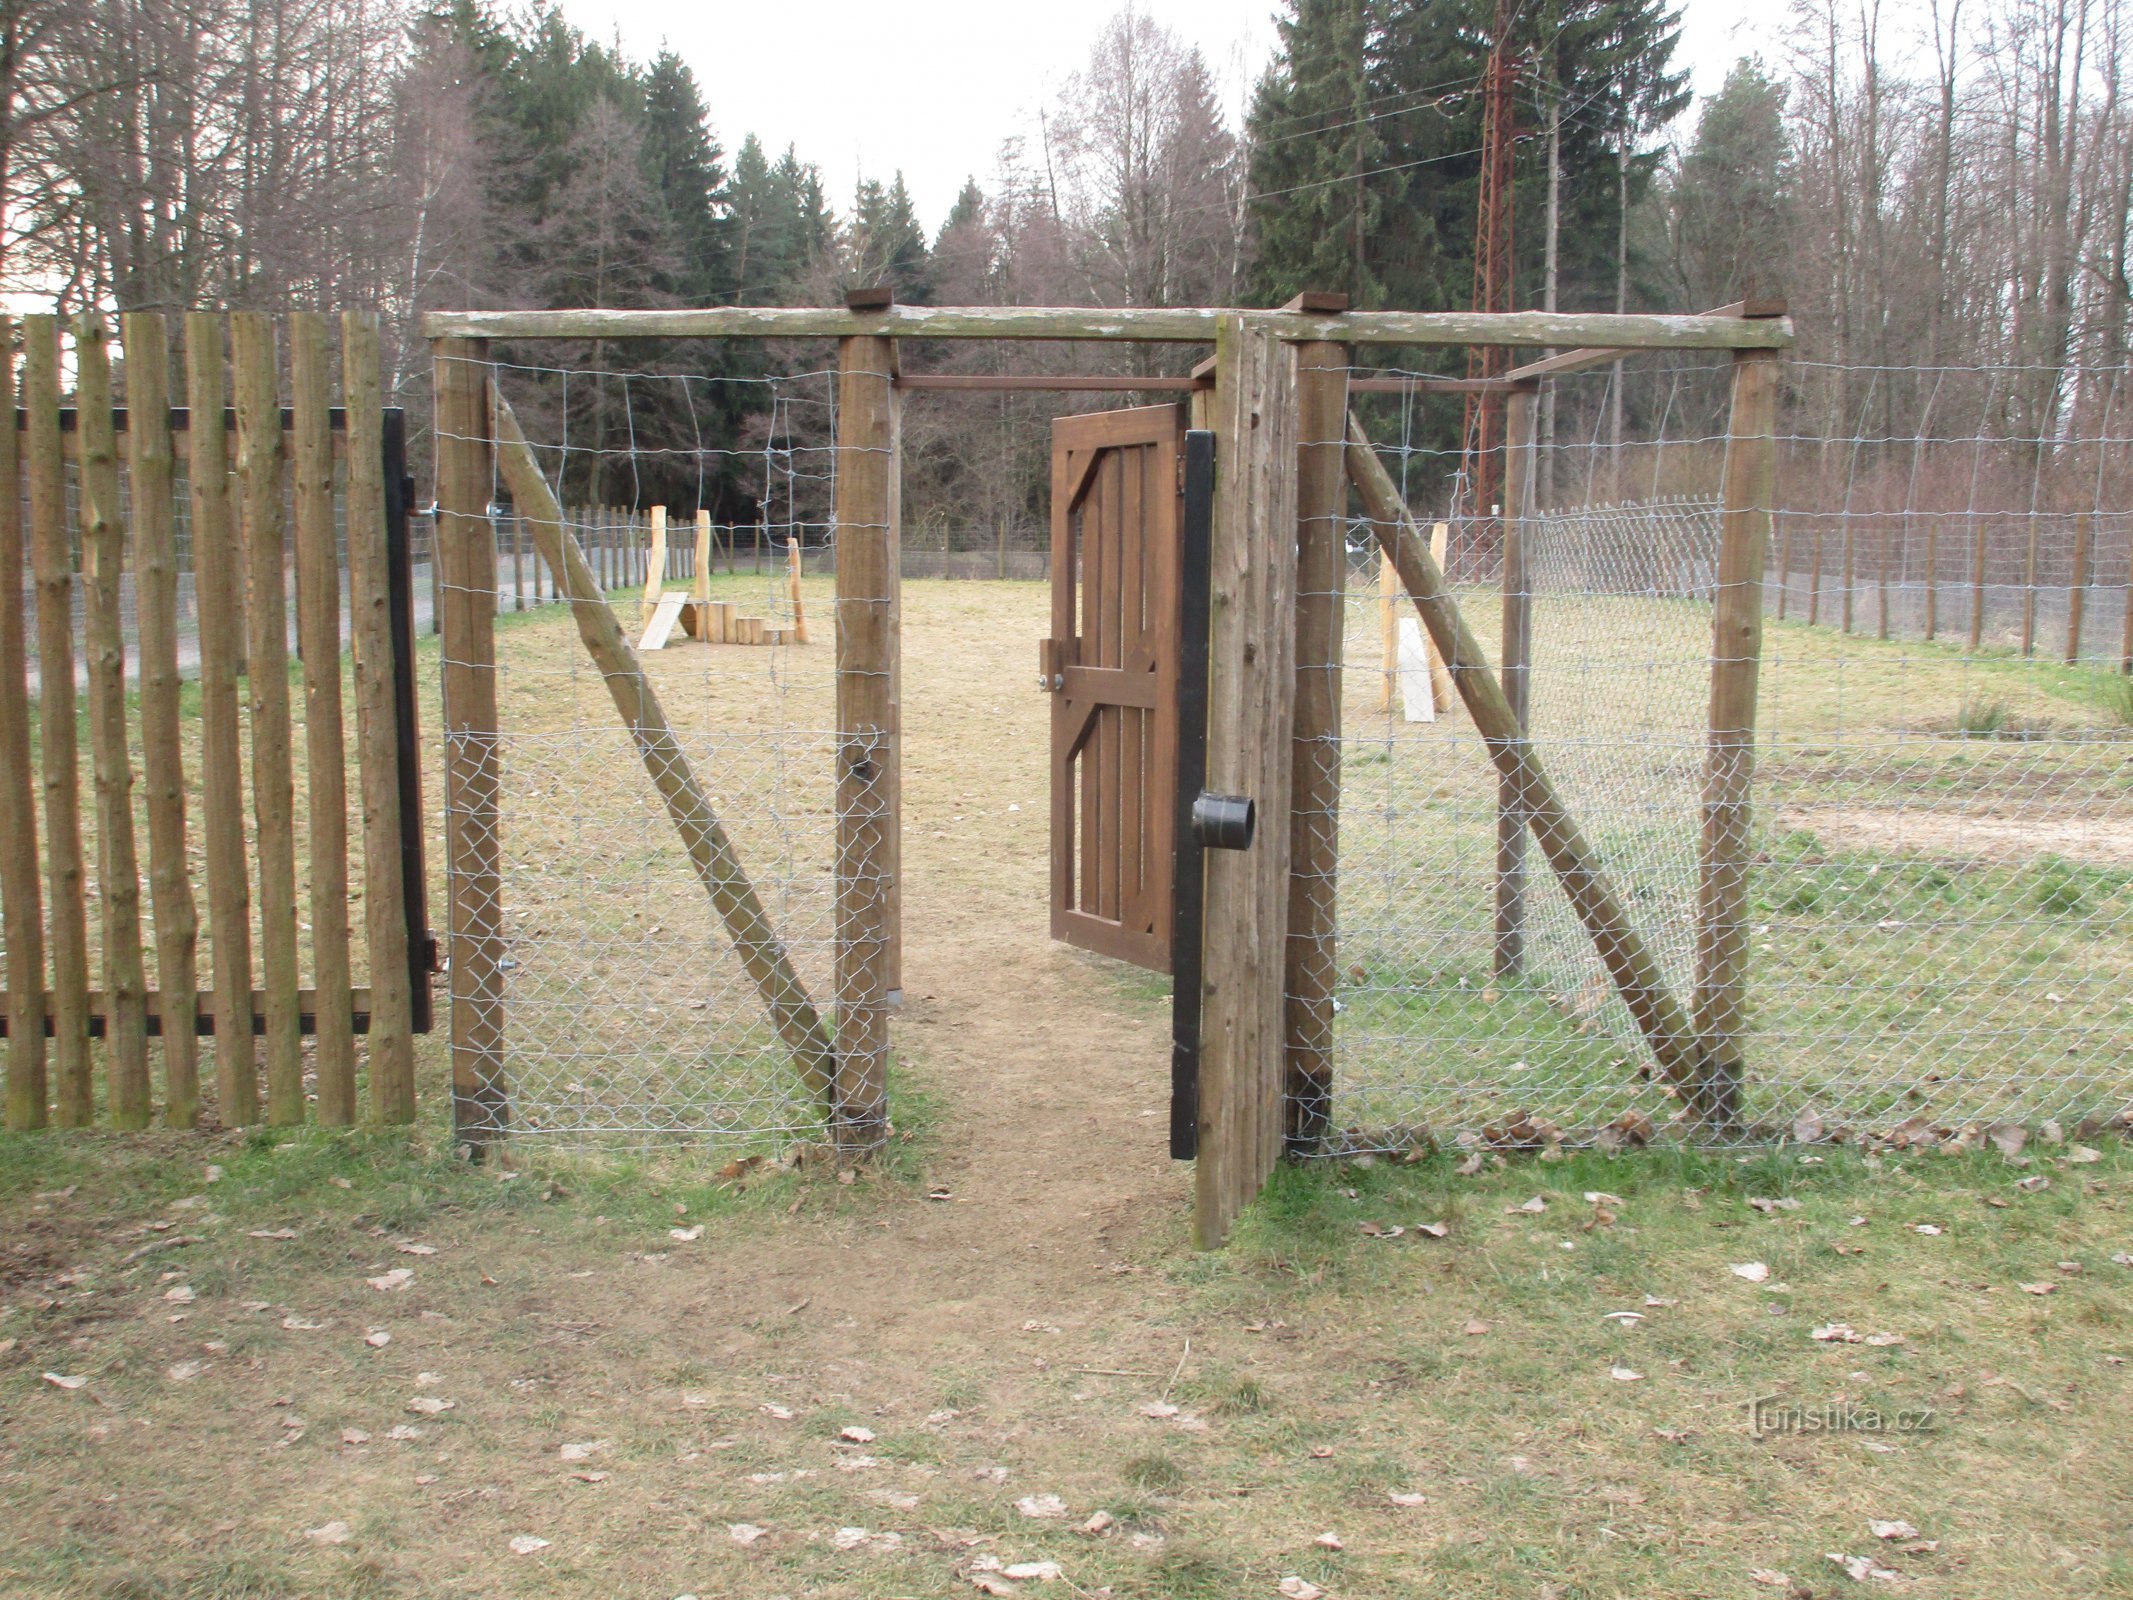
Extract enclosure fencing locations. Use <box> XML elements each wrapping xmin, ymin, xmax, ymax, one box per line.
<box><xmin>1324</xmin><ymin>354</ymin><xmax>2133</xmax><ymax>1151</ymax></box>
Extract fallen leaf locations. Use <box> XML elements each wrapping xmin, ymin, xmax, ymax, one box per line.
<box><xmin>1826</xmin><ymin>1550</ymin><xmax>1899</xmax><ymax>1582</ymax></box>
<box><xmin>306</xmin><ymin>1520</ymin><xmax>353</xmax><ymax>1545</ymax></box>
<box><xmin>1793</xmin><ymin>1108</ymin><xmax>1827</xmax><ymax>1144</ymax></box>
<box><xmin>248</xmin><ymin>1227</ymin><xmax>299</xmax><ymax>1241</ymax></box>
<box><xmin>1812</xmin><ymin>1323</ymin><xmax>1862</xmax><ymax>1343</ymax></box>
<box><xmin>1610</xmin><ymin>1365</ymin><xmax>1644</xmax><ymax>1382</ymax></box>
<box><xmin>1387</xmin><ymin>1491</ymin><xmax>1429</xmax><ymax>1507</ymax></box>
<box><xmin>1748</xmin><ymin>1196</ymin><xmax>1801</xmax><ymax>1214</ymax></box>
<box><xmin>1583</xmin><ymin>1191</ymin><xmax>1625</xmax><ymax>1206</ymax></box>
<box><xmin>41</xmin><ymin>1373</ymin><xmax>87</xmax><ymax>1391</ymax></box>
<box><xmin>1462</xmin><ymin>1318</ymin><xmax>1491</xmax><ymax>1336</ymax></box>
<box><xmin>759</xmin><ymin>1402</ymin><xmax>794</xmax><ymax>1420</ymax></box>
<box><xmin>507</xmin><ymin>1535</ymin><xmax>549</xmax><ymax>1556</ymax></box>
<box><xmin>366</xmin><ymin>1268</ymin><xmax>414</xmax><ymax>1292</ymax></box>
<box><xmin>557</xmin><ymin>1439</ymin><xmax>609</xmax><ymax>1462</ymax></box>
<box><xmin>1313</xmin><ymin>1531</ymin><xmax>1343</xmax><ymax>1550</ymax></box>
<box><xmin>405</xmin><ymin>1396</ymin><xmax>454</xmax><ymax>1415</ymax></box>
<box><xmin>1864</xmin><ymin>1332</ymin><xmax>1905</xmax><ymax>1347</ymax></box>
<box><xmin>340</xmin><ymin>1428</ymin><xmax>370</xmax><ymax>1446</ymax></box>
<box><xmin>1509</xmin><ymin>1195</ymin><xmax>1547</xmax><ymax>1214</ymax></box>
<box><xmin>166</xmin><ymin>1360</ymin><xmax>206</xmax><ymax>1381</ymax></box>
<box><xmin>1080</xmin><ymin>1510</ymin><xmax>1114</xmax><ymax>1535</ymax></box>
<box><xmin>1415</xmin><ymin>1221</ymin><xmax>1450</xmax><ymax>1238</ymax></box>
<box><xmin>1731</xmin><ymin>1262</ymin><xmax>1771</xmax><ymax>1283</ymax></box>
<box><xmin>728</xmin><ymin>1523</ymin><xmax>769</xmax><ymax>1547</ymax></box>
<box><xmin>1913</xmin><ymin>1224</ymin><xmax>1943</xmax><ymax>1236</ymax></box>
<box><xmin>2017</xmin><ymin>1175</ymin><xmax>2052</xmax><ymax>1193</ymax></box>
<box><xmin>1137</xmin><ymin>1401</ymin><xmax>1180</xmax><ymax>1419</ymax></box>
<box><xmin>971</xmin><ymin>1578</ymin><xmax>1017</xmax><ymax>1598</ymax></box>
<box><xmin>364</xmin><ymin>1330</ymin><xmax>391</xmax><ymax>1349</ymax></box>
<box><xmin>163</xmin><ymin>1285</ymin><xmax>197</xmax><ymax>1304</ymax></box>
<box><xmin>840</xmin><ymin>1425</ymin><xmax>877</xmax><ymax>1443</ymax></box>
<box><xmin>669</xmin><ymin>1226</ymin><xmax>704</xmax><ymax>1242</ymax></box>
<box><xmin>1015</xmin><ymin>1493</ymin><xmax>1068</xmax><ymax>1519</ymax></box>
<box><xmin>282</xmin><ymin>1316</ymin><xmax>327</xmax><ymax>1332</ymax></box>
<box><xmin>1988</xmin><ymin>1123</ymin><xmax>2027</xmax><ymax>1158</ymax></box>
<box><xmin>1004</xmin><ymin>1560</ymin><xmax>1062</xmax><ymax>1580</ymax></box>
<box><xmin>394</xmin><ymin>1242</ymin><xmax>438</xmax><ymax>1256</ymax></box>
<box><xmin>1643</xmin><ymin>1294</ymin><xmax>1677</xmax><ymax>1308</ymax></box>
<box><xmin>2068</xmin><ymin>1144</ymin><xmax>2102</xmax><ymax>1164</ymax></box>
<box><xmin>2020</xmin><ymin>1281</ymin><xmax>2056</xmax><ymax>1295</ymax></box>
<box><xmin>1455</xmin><ymin>1152</ymin><xmax>1486</xmax><ymax>1177</ymax></box>
<box><xmin>386</xmin><ymin>1424</ymin><xmax>423</xmax><ymax>1441</ymax></box>
<box><xmin>1749</xmin><ymin>1569</ymin><xmax>1790</xmax><ymax>1588</ymax></box>
<box><xmin>1868</xmin><ymin>1519</ymin><xmax>1919</xmax><ymax>1541</ymax></box>
<box><xmin>1277</xmin><ymin>1578</ymin><xmax>1326</xmax><ymax>1600</ymax></box>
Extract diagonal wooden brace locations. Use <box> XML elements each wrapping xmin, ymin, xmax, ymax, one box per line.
<box><xmin>1344</xmin><ymin>411</ymin><xmax>1732</xmax><ymax>1124</ymax></box>
<box><xmin>490</xmin><ymin>385</ymin><xmax>839</xmax><ymax>1112</ymax></box>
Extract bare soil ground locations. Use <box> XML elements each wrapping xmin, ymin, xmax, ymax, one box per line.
<box><xmin>3</xmin><ymin>582</ymin><xmax>2132</xmax><ymax>1598</ymax></box>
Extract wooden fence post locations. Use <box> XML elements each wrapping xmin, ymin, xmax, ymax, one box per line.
<box><xmin>185</xmin><ymin>313</ymin><xmax>258</xmax><ymax>1125</ymax></box>
<box><xmin>125</xmin><ymin>314</ymin><xmax>201</xmax><ymax>1128</ymax></box>
<box><xmin>1692</xmin><ymin>347</ymin><xmax>1780</xmax><ymax>1130</ymax></box>
<box><xmin>1496</xmin><ymin>385</ymin><xmax>1537</xmax><ymax>978</ymax></box>
<box><xmin>1924</xmin><ymin>514</ymin><xmax>1940</xmax><ymax>640</ymax></box>
<box><xmin>434</xmin><ymin>337</ymin><xmax>507</xmax><ymax>1149</ymax></box>
<box><xmin>832</xmin><ymin>330</ymin><xmax>897</xmax><ymax>1153</ymax></box>
<box><xmin>1196</xmin><ymin>315</ymin><xmax>1299</xmax><ymax>1248</ymax></box>
<box><xmin>2022</xmin><ymin>508</ymin><xmax>2041</xmax><ymax>657</ymax></box>
<box><xmin>289</xmin><ymin>314</ymin><xmax>357</xmax><ymax>1124</ymax></box>
<box><xmin>1283</xmin><ymin>333</ymin><xmax>1349</xmax><ymax>1154</ymax></box>
<box><xmin>0</xmin><ymin>320</ymin><xmax>45</xmax><ymax>1130</ymax></box>
<box><xmin>27</xmin><ymin>316</ymin><xmax>92</xmax><ymax>1125</ymax></box>
<box><xmin>343</xmin><ymin>312</ymin><xmax>417</xmax><ymax>1123</ymax></box>
<box><xmin>232</xmin><ymin>314</ymin><xmax>304</xmax><ymax>1124</ymax></box>
<box><xmin>2067</xmin><ymin>510</ymin><xmax>2092</xmax><ymax>664</ymax></box>
<box><xmin>77</xmin><ymin>317</ymin><xmax>151</xmax><ymax>1128</ymax></box>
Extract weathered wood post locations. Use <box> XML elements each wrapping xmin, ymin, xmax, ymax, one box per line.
<box><xmin>1495</xmin><ymin>384</ymin><xmax>1537</xmax><ymax>977</ymax></box>
<box><xmin>832</xmin><ymin>306</ymin><xmax>898</xmax><ymax>1154</ymax></box>
<box><xmin>2067</xmin><ymin>510</ymin><xmax>2092</xmax><ymax>664</ymax></box>
<box><xmin>434</xmin><ymin>337</ymin><xmax>507</xmax><ymax>1150</ymax></box>
<box><xmin>1283</xmin><ymin>301</ymin><xmax>1350</xmax><ymax>1154</ymax></box>
<box><xmin>1692</xmin><ymin>345</ymin><xmax>1781</xmax><ymax>1130</ymax></box>
<box><xmin>1197</xmin><ymin>313</ymin><xmax>1299</xmax><ymax>1247</ymax></box>
<box><xmin>0</xmin><ymin>320</ymin><xmax>44</xmax><ymax>1130</ymax></box>
<box><xmin>24</xmin><ymin>318</ymin><xmax>89</xmax><ymax>1124</ymax></box>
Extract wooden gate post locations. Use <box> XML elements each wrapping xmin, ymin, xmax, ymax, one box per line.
<box><xmin>0</xmin><ymin>319</ymin><xmax>46</xmax><ymax>1131</ymax></box>
<box><xmin>1495</xmin><ymin>385</ymin><xmax>1538</xmax><ymax>977</ymax></box>
<box><xmin>1283</xmin><ymin>328</ymin><xmax>1349</xmax><ymax>1153</ymax></box>
<box><xmin>434</xmin><ymin>337</ymin><xmax>507</xmax><ymax>1150</ymax></box>
<box><xmin>1197</xmin><ymin>315</ymin><xmax>1299</xmax><ymax>1247</ymax></box>
<box><xmin>832</xmin><ymin>327</ymin><xmax>898</xmax><ymax>1154</ymax></box>
<box><xmin>1693</xmin><ymin>346</ymin><xmax>1781</xmax><ymax>1129</ymax></box>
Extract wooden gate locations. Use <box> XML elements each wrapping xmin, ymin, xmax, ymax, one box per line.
<box><xmin>1044</xmin><ymin>405</ymin><xmax>1184</xmax><ymax>972</ymax></box>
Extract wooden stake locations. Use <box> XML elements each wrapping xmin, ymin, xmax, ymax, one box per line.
<box><xmin>2022</xmin><ymin>508</ymin><xmax>2040</xmax><ymax>656</ymax></box>
<box><xmin>0</xmin><ymin>320</ymin><xmax>45</xmax><ymax>1130</ymax></box>
<box><xmin>342</xmin><ymin>312</ymin><xmax>415</xmax><ymax>1123</ymax></box>
<box><xmin>290</xmin><ymin>314</ymin><xmax>356</xmax><ymax>1124</ymax></box>
<box><xmin>186</xmin><ymin>314</ymin><xmax>257</xmax><ymax>1124</ymax></box>
<box><xmin>1776</xmin><ymin>508</ymin><xmax>1793</xmax><ymax>621</ymax></box>
<box><xmin>513</xmin><ymin>508</ymin><xmax>526</xmax><ymax>610</ymax></box>
<box><xmin>1496</xmin><ymin>388</ymin><xmax>1537</xmax><ymax>978</ymax></box>
<box><xmin>1195</xmin><ymin>316</ymin><xmax>1299</xmax><ymax>1249</ymax></box>
<box><xmin>26</xmin><ymin>317</ymin><xmax>91</xmax><ymax>1125</ymax></box>
<box><xmin>1427</xmin><ymin>523</ymin><xmax>1455</xmax><ymax>713</ymax></box>
<box><xmin>123</xmin><ymin>315</ymin><xmax>200</xmax><ymax>1128</ymax></box>
<box><xmin>1968</xmin><ymin>508</ymin><xmax>1988</xmax><ymax>652</ymax></box>
<box><xmin>232</xmin><ymin>314</ymin><xmax>303</xmax><ymax>1125</ymax></box>
<box><xmin>1378</xmin><ymin>551</ymin><xmax>1398</xmax><ymax>714</ymax></box>
<box><xmin>789</xmin><ymin>537</ymin><xmax>810</xmax><ymax>643</ymax></box>
<box><xmin>1690</xmin><ymin>349</ymin><xmax>1779</xmax><ymax>1128</ymax></box>
<box><xmin>833</xmin><ymin>334</ymin><xmax>897</xmax><ymax>1153</ymax></box>
<box><xmin>1346</xmin><ymin>413</ymin><xmax>1726</xmax><ymax>1120</ymax></box>
<box><xmin>2067</xmin><ymin>510</ymin><xmax>2092</xmax><ymax>664</ymax></box>
<box><xmin>642</xmin><ymin>505</ymin><xmax>667</xmax><ymax>627</ymax></box>
<box><xmin>1283</xmin><ymin>339</ymin><xmax>1348</xmax><ymax>1153</ymax></box>
<box><xmin>491</xmin><ymin>390</ymin><xmax>838</xmax><ymax>1106</ymax></box>
<box><xmin>76</xmin><ymin>318</ymin><xmax>151</xmax><ymax>1127</ymax></box>
<box><xmin>694</xmin><ymin>510</ymin><xmax>712</xmax><ymax>611</ymax></box>
<box><xmin>435</xmin><ymin>337</ymin><xmax>506</xmax><ymax>1148</ymax></box>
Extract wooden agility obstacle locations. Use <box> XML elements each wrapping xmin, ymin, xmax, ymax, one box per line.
<box><xmin>632</xmin><ymin>502</ymin><xmax>806</xmax><ymax>650</ymax></box>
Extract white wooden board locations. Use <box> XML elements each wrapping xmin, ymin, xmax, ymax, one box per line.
<box><xmin>1397</xmin><ymin>616</ymin><xmax>1436</xmax><ymax>723</ymax></box>
<box><xmin>638</xmin><ymin>590</ymin><xmax>687</xmax><ymax>651</ymax></box>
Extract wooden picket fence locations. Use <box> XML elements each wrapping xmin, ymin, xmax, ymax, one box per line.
<box><xmin>0</xmin><ymin>310</ymin><xmax>433</xmax><ymax>1132</ymax></box>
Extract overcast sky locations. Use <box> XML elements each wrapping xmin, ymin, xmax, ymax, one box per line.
<box><xmin>557</xmin><ymin>0</ymin><xmax>1796</xmax><ymax>233</ymax></box>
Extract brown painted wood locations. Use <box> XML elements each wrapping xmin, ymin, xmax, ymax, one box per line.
<box><xmin>76</xmin><ymin>318</ymin><xmax>151</xmax><ymax>1128</ymax></box>
<box><xmin>233</xmin><ymin>314</ymin><xmax>304</xmax><ymax>1125</ymax></box>
<box><xmin>185</xmin><ymin>314</ymin><xmax>258</xmax><ymax>1125</ymax></box>
<box><xmin>0</xmin><ymin>319</ymin><xmax>46</xmax><ymax>1130</ymax></box>
<box><xmin>1195</xmin><ymin>317</ymin><xmax>1298</xmax><ymax>1250</ymax></box>
<box><xmin>342</xmin><ymin>313</ymin><xmax>416</xmax><ymax>1123</ymax></box>
<box><xmin>26</xmin><ymin>317</ymin><xmax>91</xmax><ymax>1125</ymax></box>
<box><xmin>290</xmin><ymin>314</ymin><xmax>357</xmax><ymax>1124</ymax></box>
<box><xmin>1691</xmin><ymin>349</ymin><xmax>1779</xmax><ymax>1129</ymax></box>
<box><xmin>124</xmin><ymin>315</ymin><xmax>201</xmax><ymax>1128</ymax></box>
<box><xmin>1284</xmin><ymin>341</ymin><xmax>1349</xmax><ymax>1153</ymax></box>
<box><xmin>1047</xmin><ymin>405</ymin><xmax>1182</xmax><ymax>974</ymax></box>
<box><xmin>833</xmin><ymin>334</ymin><xmax>897</xmax><ymax>1153</ymax></box>
<box><xmin>434</xmin><ymin>337</ymin><xmax>507</xmax><ymax>1148</ymax></box>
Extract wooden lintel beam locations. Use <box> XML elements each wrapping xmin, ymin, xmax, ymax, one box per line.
<box><xmin>1501</xmin><ymin>298</ymin><xmax>1791</xmax><ymax>384</ymax></box>
<box><xmin>422</xmin><ymin>305</ymin><xmax>1794</xmax><ymax>351</ymax></box>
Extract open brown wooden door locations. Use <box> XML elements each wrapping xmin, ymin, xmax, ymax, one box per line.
<box><xmin>1044</xmin><ymin>405</ymin><xmax>1183</xmax><ymax>973</ymax></box>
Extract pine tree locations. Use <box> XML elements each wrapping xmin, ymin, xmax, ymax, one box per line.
<box><xmin>847</xmin><ymin>172</ymin><xmax>932</xmax><ymax>302</ymax></box>
<box><xmin>1245</xmin><ymin>0</ymin><xmax>1379</xmax><ymax>306</ymax></box>
<box><xmin>640</xmin><ymin>51</ymin><xmax>730</xmax><ymax>304</ymax></box>
<box><xmin>1665</xmin><ymin>58</ymin><xmax>1791</xmax><ymax>305</ymax></box>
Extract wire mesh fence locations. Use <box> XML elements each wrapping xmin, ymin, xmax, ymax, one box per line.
<box><xmin>1323</xmin><ymin>355</ymin><xmax>2133</xmax><ymax>1153</ymax></box>
<box><xmin>436</xmin><ymin>351</ymin><xmax>855</xmax><ymax>1153</ymax></box>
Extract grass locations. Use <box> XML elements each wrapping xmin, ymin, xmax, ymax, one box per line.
<box><xmin>8</xmin><ymin>1124</ymin><xmax>2129</xmax><ymax>1596</ymax></box>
